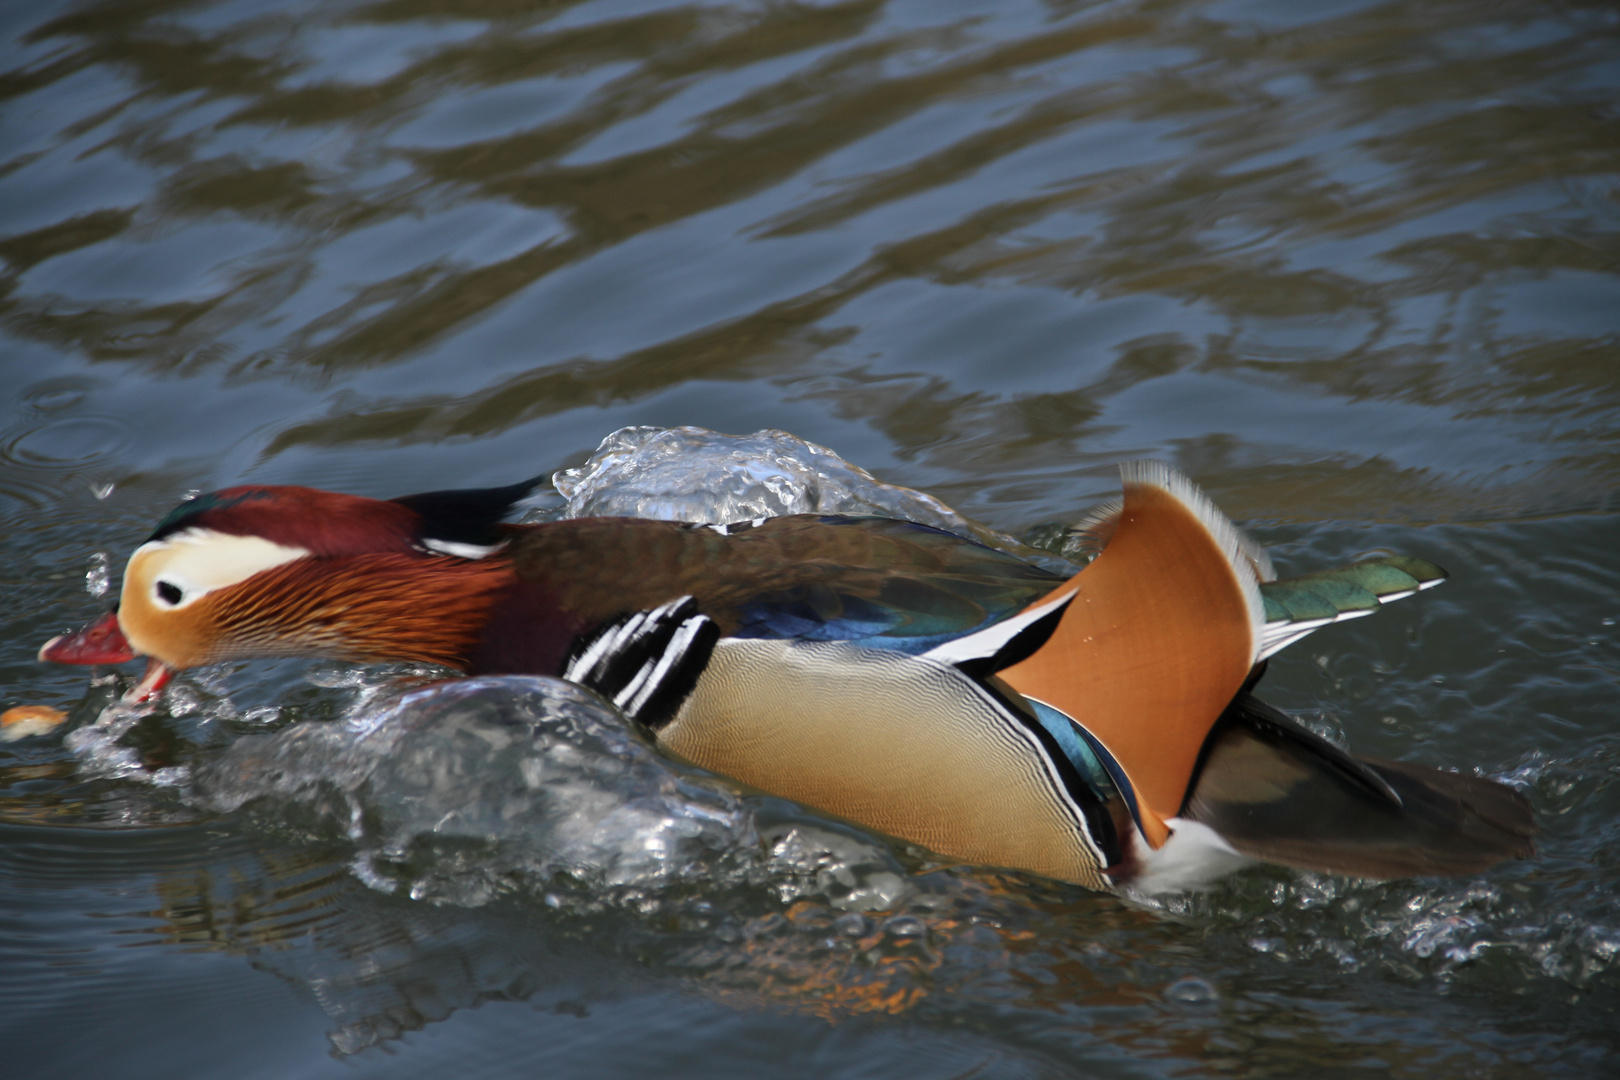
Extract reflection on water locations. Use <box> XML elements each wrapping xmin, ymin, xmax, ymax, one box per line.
<box><xmin>2</xmin><ymin>0</ymin><xmax>1619</xmax><ymax>1075</ymax></box>
<box><xmin>2</xmin><ymin>0</ymin><xmax>1617</xmax><ymax>516</ymax></box>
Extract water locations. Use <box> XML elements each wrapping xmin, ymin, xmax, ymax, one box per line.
<box><xmin>2</xmin><ymin>0</ymin><xmax>1619</xmax><ymax>1075</ymax></box>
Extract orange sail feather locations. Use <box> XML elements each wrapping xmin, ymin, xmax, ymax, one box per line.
<box><xmin>999</xmin><ymin>464</ymin><xmax>1261</xmax><ymax>848</ymax></box>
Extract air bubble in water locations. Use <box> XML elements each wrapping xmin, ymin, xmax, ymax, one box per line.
<box><xmin>1164</xmin><ymin>977</ymin><xmax>1218</xmax><ymax>1005</ymax></box>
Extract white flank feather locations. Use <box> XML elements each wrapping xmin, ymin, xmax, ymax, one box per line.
<box><xmin>1125</xmin><ymin>817</ymin><xmax>1253</xmax><ymax>896</ymax></box>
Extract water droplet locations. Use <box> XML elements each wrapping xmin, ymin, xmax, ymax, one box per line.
<box><xmin>85</xmin><ymin>551</ymin><xmax>110</xmax><ymax>598</ymax></box>
<box><xmin>1603</xmin><ymin>618</ymin><xmax>1614</xmax><ymax>627</ymax></box>
<box><xmin>90</xmin><ymin>481</ymin><xmax>114</xmax><ymax>500</ymax></box>
<box><xmin>1165</xmin><ymin>976</ymin><xmax>1217</xmax><ymax>1005</ymax></box>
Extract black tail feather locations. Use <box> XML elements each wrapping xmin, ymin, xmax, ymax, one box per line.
<box><xmin>392</xmin><ymin>475</ymin><xmax>549</xmax><ymax>547</ymax></box>
<box><xmin>1184</xmin><ymin>692</ymin><xmax>1535</xmax><ymax>879</ymax></box>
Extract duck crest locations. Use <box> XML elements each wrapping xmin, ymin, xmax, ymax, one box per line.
<box><xmin>150</xmin><ymin>486</ymin><xmax>423</xmax><ymax>556</ymax></box>
<box><xmin>146</xmin><ymin>477</ymin><xmax>547</xmax><ymax>559</ymax></box>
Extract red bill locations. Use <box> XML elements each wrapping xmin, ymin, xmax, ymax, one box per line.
<box><xmin>38</xmin><ymin>611</ymin><xmax>173</xmax><ymax>703</ymax></box>
<box><xmin>38</xmin><ymin>610</ymin><xmax>134</xmax><ymax>665</ymax></box>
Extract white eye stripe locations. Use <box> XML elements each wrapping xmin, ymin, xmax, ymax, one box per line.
<box><xmin>128</xmin><ymin>530</ymin><xmax>310</xmax><ymax>607</ymax></box>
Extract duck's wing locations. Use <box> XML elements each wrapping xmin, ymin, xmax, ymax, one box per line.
<box><xmin>1065</xmin><ymin>497</ymin><xmax>1449</xmax><ymax>663</ymax></box>
<box><xmin>506</xmin><ymin>514</ymin><xmax>1065</xmax><ymax>655</ymax></box>
<box><xmin>1183</xmin><ymin>693</ymin><xmax>1535</xmax><ymax>878</ymax></box>
<box><xmin>991</xmin><ymin>469</ymin><xmax>1457</xmax><ymax>849</ymax></box>
<box><xmin>710</xmin><ymin>516</ymin><xmax>1066</xmax><ymax>651</ymax></box>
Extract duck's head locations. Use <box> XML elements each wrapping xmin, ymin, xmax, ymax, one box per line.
<box><xmin>40</xmin><ymin>481</ymin><xmax>535</xmax><ymax>701</ymax></box>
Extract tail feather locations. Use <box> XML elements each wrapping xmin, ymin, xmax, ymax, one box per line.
<box><xmin>1184</xmin><ymin>693</ymin><xmax>1535</xmax><ymax>878</ymax></box>
<box><xmin>1259</xmin><ymin>556</ymin><xmax>1448</xmax><ymax>660</ymax></box>
<box><xmin>999</xmin><ymin>463</ymin><xmax>1264</xmax><ymax>848</ymax></box>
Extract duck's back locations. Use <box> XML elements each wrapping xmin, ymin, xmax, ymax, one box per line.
<box><xmin>482</xmin><ymin>514</ymin><xmax>1064</xmax><ymax>673</ymax></box>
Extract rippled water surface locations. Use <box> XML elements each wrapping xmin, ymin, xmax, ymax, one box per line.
<box><xmin>3</xmin><ymin>0</ymin><xmax>1619</xmax><ymax>1075</ymax></box>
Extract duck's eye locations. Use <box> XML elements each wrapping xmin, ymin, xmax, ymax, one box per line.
<box><xmin>155</xmin><ymin>580</ymin><xmax>184</xmax><ymax>606</ymax></box>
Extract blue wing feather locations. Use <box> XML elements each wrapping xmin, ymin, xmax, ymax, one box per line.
<box><xmin>722</xmin><ymin>518</ymin><xmax>1061</xmax><ymax>651</ymax></box>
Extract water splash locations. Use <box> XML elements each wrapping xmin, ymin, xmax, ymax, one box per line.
<box><xmin>64</xmin><ymin>697</ymin><xmax>162</xmax><ymax>783</ymax></box>
<box><xmin>192</xmin><ymin>677</ymin><xmax>763</xmax><ymax>908</ymax></box>
<box><xmin>547</xmin><ymin>426</ymin><xmax>1074</xmax><ymax>572</ymax></box>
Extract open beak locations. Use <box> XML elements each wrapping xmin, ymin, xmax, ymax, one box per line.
<box><xmin>38</xmin><ymin>611</ymin><xmax>174</xmax><ymax>703</ymax></box>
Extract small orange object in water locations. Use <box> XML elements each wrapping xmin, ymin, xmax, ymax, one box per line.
<box><xmin>0</xmin><ymin>705</ymin><xmax>68</xmax><ymax>741</ymax></box>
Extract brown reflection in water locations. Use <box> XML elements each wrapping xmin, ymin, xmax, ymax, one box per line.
<box><xmin>0</xmin><ymin>210</ymin><xmax>136</xmax><ymax>276</ymax></box>
<box><xmin>0</xmin><ymin>4</ymin><xmax>1601</xmax><ymax>340</ymax></box>
<box><xmin>0</xmin><ymin>760</ymin><xmax>88</xmax><ymax>825</ymax></box>
<box><xmin>143</xmin><ymin>849</ymin><xmax>351</xmax><ymax>953</ymax></box>
<box><xmin>684</xmin><ymin>877</ymin><xmax>1186</xmax><ymax>1028</ymax></box>
<box><xmin>113</xmin><ymin>839</ymin><xmax>1487</xmax><ymax>1073</ymax></box>
<box><xmin>125</xmin><ymin>841</ymin><xmax>1198</xmax><ymax>1056</ymax></box>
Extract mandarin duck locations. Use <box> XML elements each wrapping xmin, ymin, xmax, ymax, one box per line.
<box><xmin>39</xmin><ymin>463</ymin><xmax>1534</xmax><ymax>892</ymax></box>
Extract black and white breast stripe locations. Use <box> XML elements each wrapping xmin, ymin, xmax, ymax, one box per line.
<box><xmin>563</xmin><ymin>595</ymin><xmax>720</xmax><ymax>731</ymax></box>
<box><xmin>968</xmin><ymin>677</ymin><xmax>1123</xmax><ymax>871</ymax></box>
